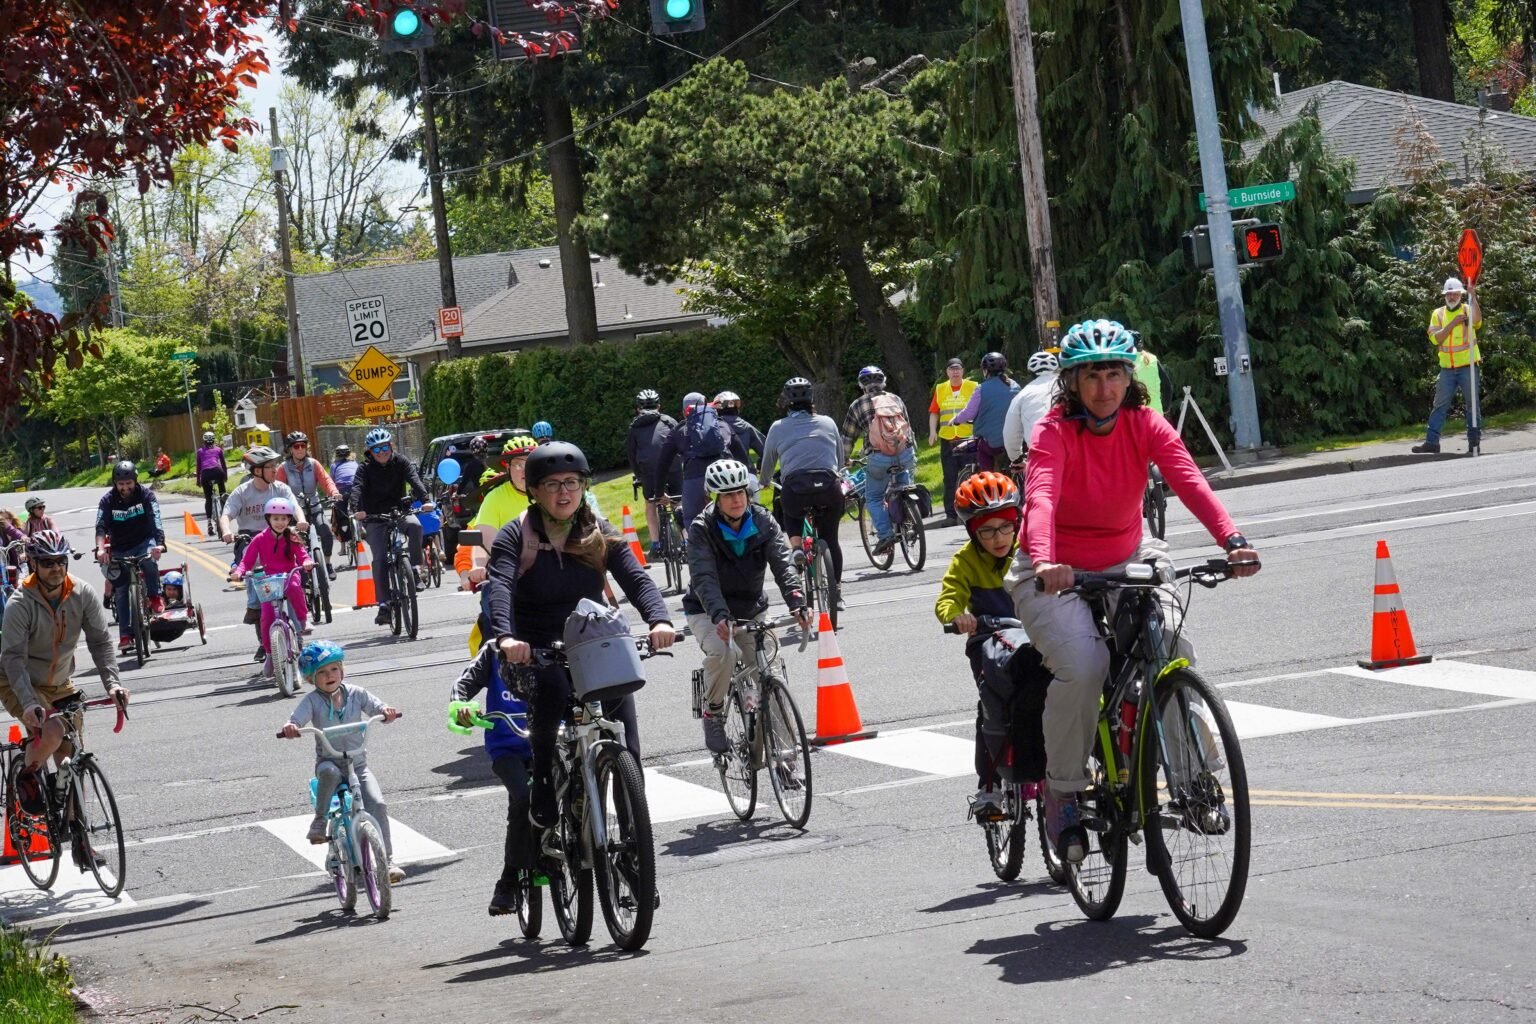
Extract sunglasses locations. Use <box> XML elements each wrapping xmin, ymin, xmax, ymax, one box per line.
<box><xmin>34</xmin><ymin>557</ymin><xmax>68</xmax><ymax>569</ymax></box>
<box><xmin>370</xmin><ymin>444</ymin><xmax>391</xmax><ymax>455</ymax></box>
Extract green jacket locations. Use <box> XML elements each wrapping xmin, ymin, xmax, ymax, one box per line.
<box><xmin>0</xmin><ymin>573</ymin><xmax>120</xmax><ymax>712</ymax></box>
<box><xmin>934</xmin><ymin>539</ymin><xmax>1016</xmax><ymax>625</ymax></box>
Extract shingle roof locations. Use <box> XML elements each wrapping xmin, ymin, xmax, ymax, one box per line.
<box><xmin>400</xmin><ymin>247</ymin><xmax>701</xmax><ymax>355</ymax></box>
<box><xmin>1245</xmin><ymin>81</ymin><xmax>1536</xmax><ymax>198</ymax></box>
<box><xmin>294</xmin><ymin>251</ymin><xmax>517</xmax><ymax>368</ymax></box>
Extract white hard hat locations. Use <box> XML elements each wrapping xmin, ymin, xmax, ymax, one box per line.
<box><xmin>1443</xmin><ymin>276</ymin><xmax>1466</xmax><ymax>294</ymax></box>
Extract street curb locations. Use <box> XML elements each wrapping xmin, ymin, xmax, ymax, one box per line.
<box><xmin>1205</xmin><ymin>450</ymin><xmax>1465</xmax><ymax>490</ymax></box>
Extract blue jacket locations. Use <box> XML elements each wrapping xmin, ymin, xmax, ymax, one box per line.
<box><xmin>972</xmin><ymin>376</ymin><xmax>1021</xmax><ymax>448</ymax></box>
<box><xmin>453</xmin><ymin>642</ymin><xmax>531</xmax><ymax>760</ymax></box>
<box><xmin>95</xmin><ymin>485</ymin><xmax>165</xmax><ymax>550</ymax></box>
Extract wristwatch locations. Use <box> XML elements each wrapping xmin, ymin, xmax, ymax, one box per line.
<box><xmin>1223</xmin><ymin>532</ymin><xmax>1250</xmax><ymax>552</ymax></box>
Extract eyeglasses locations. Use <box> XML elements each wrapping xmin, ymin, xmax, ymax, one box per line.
<box><xmin>370</xmin><ymin>445</ymin><xmax>391</xmax><ymax>455</ymax></box>
<box><xmin>34</xmin><ymin>557</ymin><xmax>68</xmax><ymax>569</ymax></box>
<box><xmin>974</xmin><ymin>521</ymin><xmax>1018</xmax><ymax>542</ymax></box>
<box><xmin>536</xmin><ymin>478</ymin><xmax>585</xmax><ymax>494</ymax></box>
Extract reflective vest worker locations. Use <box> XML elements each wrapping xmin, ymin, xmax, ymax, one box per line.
<box><xmin>928</xmin><ymin>358</ymin><xmax>979</xmax><ymax>525</ymax></box>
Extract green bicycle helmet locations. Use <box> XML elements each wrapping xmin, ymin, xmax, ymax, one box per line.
<box><xmin>1059</xmin><ymin>320</ymin><xmax>1137</xmax><ymax>369</ymax></box>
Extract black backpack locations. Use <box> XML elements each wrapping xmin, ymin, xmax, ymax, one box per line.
<box><xmin>684</xmin><ymin>406</ymin><xmax>727</xmax><ymax>462</ymax></box>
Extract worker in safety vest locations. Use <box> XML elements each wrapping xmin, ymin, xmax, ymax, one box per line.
<box><xmin>1413</xmin><ymin>276</ymin><xmax>1482</xmax><ymax>455</ymax></box>
<box><xmin>1131</xmin><ymin>333</ymin><xmax>1174</xmax><ymax>417</ymax></box>
<box><xmin>928</xmin><ymin>357</ymin><xmax>980</xmax><ymax>527</ymax></box>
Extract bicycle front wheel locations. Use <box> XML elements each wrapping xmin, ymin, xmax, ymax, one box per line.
<box><xmin>131</xmin><ymin>590</ymin><xmax>148</xmax><ymax>668</ymax></box>
<box><xmin>398</xmin><ymin>556</ymin><xmax>419</xmax><ymax>640</ymax></box>
<box><xmin>813</xmin><ymin>540</ymin><xmax>838</xmax><ymax>631</ymax></box>
<box><xmin>270</xmin><ymin>622</ymin><xmax>300</xmax><ymax>697</ymax></box>
<box><xmin>314</xmin><ymin>559</ymin><xmax>333</xmax><ymax>623</ymax></box>
<box><xmin>899</xmin><ymin>495</ymin><xmax>926</xmax><ymax>571</ymax></box>
<box><xmin>985</xmin><ymin>783</ymin><xmax>1026</xmax><ymax>882</ymax></box>
<box><xmin>6</xmin><ymin>756</ymin><xmax>61</xmax><ymax>890</ymax></box>
<box><xmin>331</xmin><ymin>824</ymin><xmax>357</xmax><ymax>910</ymax></box>
<box><xmin>763</xmin><ymin>681</ymin><xmax>813</xmax><ymax>829</ymax></box>
<box><xmin>718</xmin><ymin>689</ymin><xmax>757</xmax><ymax>820</ymax></box>
<box><xmin>594</xmin><ymin>746</ymin><xmax>656</xmax><ymax>950</ymax></box>
<box><xmin>517</xmin><ymin>870</ymin><xmax>543</xmax><ymax>938</ymax></box>
<box><xmin>1141</xmin><ymin>667</ymin><xmax>1251</xmax><ymax>938</ymax></box>
<box><xmin>73</xmin><ymin>758</ymin><xmax>127</xmax><ymax>897</ymax></box>
<box><xmin>1064</xmin><ymin>752</ymin><xmax>1127</xmax><ymax>922</ymax></box>
<box><xmin>355</xmin><ymin>814</ymin><xmax>393</xmax><ymax>920</ymax></box>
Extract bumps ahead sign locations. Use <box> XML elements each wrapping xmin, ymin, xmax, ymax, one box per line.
<box><xmin>349</xmin><ymin>345</ymin><xmax>402</xmax><ymax>401</ymax></box>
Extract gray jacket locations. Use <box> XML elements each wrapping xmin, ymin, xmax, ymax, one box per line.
<box><xmin>288</xmin><ymin>684</ymin><xmax>389</xmax><ymax>764</ymax></box>
<box><xmin>760</xmin><ymin>411</ymin><xmax>843</xmax><ymax>482</ymax></box>
<box><xmin>682</xmin><ymin>503</ymin><xmax>804</xmax><ymax>623</ymax></box>
<box><xmin>0</xmin><ymin>573</ymin><xmax>120</xmax><ymax>712</ymax></box>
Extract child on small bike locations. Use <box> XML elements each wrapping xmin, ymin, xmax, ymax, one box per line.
<box><xmin>452</xmin><ymin>641</ymin><xmax>539</xmax><ymax>915</ymax></box>
<box><xmin>280</xmin><ymin>640</ymin><xmax>405</xmax><ymax>882</ymax></box>
<box><xmin>934</xmin><ymin>472</ymin><xmax>1046</xmax><ymax>821</ymax></box>
<box><xmin>231</xmin><ymin>497</ymin><xmax>313</xmax><ymax>659</ymax></box>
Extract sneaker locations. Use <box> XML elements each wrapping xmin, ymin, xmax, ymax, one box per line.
<box><xmin>1043</xmin><ymin>787</ymin><xmax>1087</xmax><ymax>864</ymax></box>
<box><xmin>374</xmin><ymin>604</ymin><xmax>392</xmax><ymax>626</ymax></box>
<box><xmin>648</xmin><ymin>541</ymin><xmax>663</xmax><ymax>558</ymax></box>
<box><xmin>791</xmin><ymin>549</ymin><xmax>807</xmax><ymax>570</ymax></box>
<box><xmin>70</xmin><ymin>832</ymin><xmax>106</xmax><ymax>871</ymax></box>
<box><xmin>387</xmin><ymin>862</ymin><xmax>406</xmax><ymax>884</ymax></box>
<box><xmin>13</xmin><ymin>767</ymin><xmax>46</xmax><ymax>816</ymax></box>
<box><xmin>1411</xmin><ymin>441</ymin><xmax>1441</xmax><ymax>454</ymax></box>
<box><xmin>941</xmin><ymin>516</ymin><xmax>960</xmax><ymax>528</ymax></box>
<box><xmin>701</xmin><ymin>709</ymin><xmax>729</xmax><ymax>754</ymax></box>
<box><xmin>118</xmin><ymin>635</ymin><xmax>134</xmax><ymax>653</ymax></box>
<box><xmin>836</xmin><ymin>597</ymin><xmax>847</xmax><ymax>611</ymax></box>
<box><xmin>102</xmin><ymin>591</ymin><xmax>113</xmax><ymax>610</ymax></box>
<box><xmin>489</xmin><ymin>878</ymin><xmax>516</xmax><ymax>916</ymax></box>
<box><xmin>873</xmin><ymin>536</ymin><xmax>897</xmax><ymax>556</ymax></box>
<box><xmin>253</xmin><ymin>646</ymin><xmax>267</xmax><ymax>663</ymax></box>
<box><xmin>970</xmin><ymin>787</ymin><xmax>1005</xmax><ymax>823</ymax></box>
<box><xmin>326</xmin><ymin>564</ymin><xmax>337</xmax><ymax>582</ymax></box>
<box><xmin>301</xmin><ymin>624</ymin><xmax>314</xmax><ymax>636</ymax></box>
<box><xmin>306</xmin><ymin>817</ymin><xmax>328</xmax><ymax>844</ymax></box>
<box><xmin>147</xmin><ymin>595</ymin><xmax>165</xmax><ymax>616</ymax></box>
<box><xmin>530</xmin><ymin>777</ymin><xmax>557</xmax><ymax>830</ymax></box>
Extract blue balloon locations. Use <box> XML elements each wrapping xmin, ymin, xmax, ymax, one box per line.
<box><xmin>436</xmin><ymin>458</ymin><xmax>461</xmax><ymax>485</ymax></box>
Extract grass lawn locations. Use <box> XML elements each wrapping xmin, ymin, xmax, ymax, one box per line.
<box><xmin>1283</xmin><ymin>406</ymin><xmax>1536</xmax><ymax>454</ymax></box>
<box><xmin>0</xmin><ymin>925</ymin><xmax>76</xmax><ymax>1023</ymax></box>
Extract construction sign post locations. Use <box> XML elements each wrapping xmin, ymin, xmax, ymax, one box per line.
<box><xmin>1457</xmin><ymin>228</ymin><xmax>1483</xmax><ymax>286</ymax></box>
<box><xmin>1458</xmin><ymin>228</ymin><xmax>1484</xmax><ymax>456</ymax></box>
<box><xmin>348</xmin><ymin>345</ymin><xmax>402</xmax><ymax>401</ymax></box>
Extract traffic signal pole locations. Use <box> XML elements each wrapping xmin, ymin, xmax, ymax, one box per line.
<box><xmin>1178</xmin><ymin>0</ymin><xmax>1262</xmax><ymax>450</ymax></box>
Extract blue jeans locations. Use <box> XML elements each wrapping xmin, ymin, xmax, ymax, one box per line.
<box><xmin>864</xmin><ymin>449</ymin><xmax>916</xmax><ymax>541</ymax></box>
<box><xmin>109</xmin><ymin>540</ymin><xmax>162</xmax><ymax>637</ymax></box>
<box><xmin>1426</xmin><ymin>365</ymin><xmax>1481</xmax><ymax>445</ymax></box>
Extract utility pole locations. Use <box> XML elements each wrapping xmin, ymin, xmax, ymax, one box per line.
<box><xmin>1177</xmin><ymin>0</ymin><xmax>1262</xmax><ymax>450</ymax></box>
<box><xmin>269</xmin><ymin>108</ymin><xmax>305</xmax><ymax>396</ymax></box>
<box><xmin>1001</xmin><ymin>0</ymin><xmax>1061</xmax><ymax>349</ymax></box>
<box><xmin>417</xmin><ymin>50</ymin><xmax>461</xmax><ymax>360</ymax></box>
<box><xmin>537</xmin><ymin>65</ymin><xmax>600</xmax><ymax>345</ymax></box>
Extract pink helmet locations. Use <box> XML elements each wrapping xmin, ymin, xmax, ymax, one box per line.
<box><xmin>263</xmin><ymin>496</ymin><xmax>296</xmax><ymax>518</ymax></box>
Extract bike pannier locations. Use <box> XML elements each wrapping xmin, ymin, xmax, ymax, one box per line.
<box><xmin>563</xmin><ymin>597</ymin><xmax>646</xmax><ymax>703</ymax></box>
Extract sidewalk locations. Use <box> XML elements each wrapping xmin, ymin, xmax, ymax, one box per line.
<box><xmin>1204</xmin><ymin>422</ymin><xmax>1536</xmax><ymax>491</ymax></box>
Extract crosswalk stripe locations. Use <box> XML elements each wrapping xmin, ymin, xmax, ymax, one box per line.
<box><xmin>0</xmin><ymin>860</ymin><xmax>134</xmax><ymax>921</ymax></box>
<box><xmin>820</xmin><ymin>730</ymin><xmax>975</xmax><ymax>777</ymax></box>
<box><xmin>257</xmin><ymin>815</ymin><xmax>455</xmax><ymax>869</ymax></box>
<box><xmin>1223</xmin><ymin>702</ymin><xmax>1352</xmax><ymax>738</ymax></box>
<box><xmin>643</xmin><ymin>768</ymin><xmax>733</xmax><ymax>823</ymax></box>
<box><xmin>1332</xmin><ymin>659</ymin><xmax>1536</xmax><ymax>701</ymax></box>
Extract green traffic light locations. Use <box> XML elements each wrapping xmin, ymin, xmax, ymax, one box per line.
<box><xmin>391</xmin><ymin>7</ymin><xmax>421</xmax><ymax>37</ymax></box>
<box><xmin>664</xmin><ymin>0</ymin><xmax>693</xmax><ymax>18</ymax></box>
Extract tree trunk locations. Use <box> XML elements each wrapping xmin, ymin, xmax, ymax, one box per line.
<box><xmin>836</xmin><ymin>244</ymin><xmax>925</xmax><ymax>412</ymax></box>
<box><xmin>1408</xmin><ymin>0</ymin><xmax>1456</xmax><ymax>101</ymax></box>
<box><xmin>538</xmin><ymin>69</ymin><xmax>600</xmax><ymax>345</ymax></box>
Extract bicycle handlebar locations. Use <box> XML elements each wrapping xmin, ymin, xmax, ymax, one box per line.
<box><xmin>279</xmin><ymin>714</ymin><xmax>391</xmax><ymax>757</ymax></box>
<box><xmin>1034</xmin><ymin>557</ymin><xmax>1260</xmax><ymax>594</ymax></box>
<box><xmin>446</xmin><ymin>700</ymin><xmax>530</xmax><ymax>739</ymax></box>
<box><xmin>38</xmin><ymin>694</ymin><xmax>128</xmax><ymax>734</ymax></box>
<box><xmin>731</xmin><ymin>612</ymin><xmax>812</xmax><ymax>653</ymax></box>
<box><xmin>942</xmin><ymin>615</ymin><xmax>1025</xmax><ymax>635</ymax></box>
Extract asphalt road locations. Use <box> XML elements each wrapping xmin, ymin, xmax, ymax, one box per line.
<box><xmin>5</xmin><ymin>455</ymin><xmax>1536</xmax><ymax>1024</ymax></box>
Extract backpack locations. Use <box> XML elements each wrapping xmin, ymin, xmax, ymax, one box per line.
<box><xmin>684</xmin><ymin>406</ymin><xmax>727</xmax><ymax>462</ymax></box>
<box><xmin>867</xmin><ymin>392</ymin><xmax>913</xmax><ymax>456</ymax></box>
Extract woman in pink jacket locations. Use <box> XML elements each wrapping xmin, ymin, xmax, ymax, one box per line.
<box><xmin>232</xmin><ymin>497</ymin><xmax>314</xmax><ymax>662</ymax></box>
<box><xmin>1005</xmin><ymin>319</ymin><xmax>1260</xmax><ymax>863</ymax></box>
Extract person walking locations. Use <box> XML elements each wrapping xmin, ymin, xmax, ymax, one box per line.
<box><xmin>952</xmin><ymin>352</ymin><xmax>1021</xmax><ymax>473</ymax></box>
<box><xmin>1413</xmin><ymin>277</ymin><xmax>1483</xmax><ymax>455</ymax></box>
<box><xmin>927</xmin><ymin>358</ymin><xmax>979</xmax><ymax>527</ymax></box>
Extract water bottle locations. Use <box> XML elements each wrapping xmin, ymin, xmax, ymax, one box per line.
<box><xmin>689</xmin><ymin>669</ymin><xmax>704</xmax><ymax>719</ymax></box>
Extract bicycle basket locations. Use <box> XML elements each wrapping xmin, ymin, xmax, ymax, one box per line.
<box><xmin>252</xmin><ymin>572</ymin><xmax>290</xmax><ymax>605</ymax></box>
<box><xmin>416</xmin><ymin>507</ymin><xmax>442</xmax><ymax>536</ymax></box>
<box><xmin>562</xmin><ymin>597</ymin><xmax>646</xmax><ymax>704</ymax></box>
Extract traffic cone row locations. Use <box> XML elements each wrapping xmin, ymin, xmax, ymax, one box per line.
<box><xmin>1</xmin><ymin>725</ymin><xmax>51</xmax><ymax>865</ymax></box>
<box><xmin>620</xmin><ymin>505</ymin><xmax>648</xmax><ymax>567</ymax></box>
<box><xmin>810</xmin><ymin>611</ymin><xmax>877</xmax><ymax>746</ymax></box>
<box><xmin>1359</xmin><ymin>539</ymin><xmax>1432</xmax><ymax>670</ymax></box>
<box><xmin>352</xmin><ymin>542</ymin><xmax>376</xmax><ymax>609</ymax></box>
<box><xmin>183</xmin><ymin>510</ymin><xmax>203</xmax><ymax>538</ymax></box>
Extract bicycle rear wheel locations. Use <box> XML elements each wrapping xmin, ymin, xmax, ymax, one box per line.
<box><xmin>400</xmin><ymin>555</ymin><xmax>419</xmax><ymax>640</ymax></box>
<box><xmin>548</xmin><ymin>789</ymin><xmax>593</xmax><ymax>945</ymax></box>
<box><xmin>899</xmin><ymin>494</ymin><xmax>926</xmax><ymax>571</ymax></box>
<box><xmin>314</xmin><ymin>559</ymin><xmax>333</xmax><ymax>623</ymax></box>
<box><xmin>6</xmin><ymin>757</ymin><xmax>61</xmax><ymax>890</ymax></box>
<box><xmin>517</xmin><ymin>871</ymin><xmax>543</xmax><ymax>938</ymax></box>
<box><xmin>331</xmin><ymin>825</ymin><xmax>357</xmax><ymax>910</ymax></box>
<box><xmin>718</xmin><ymin>689</ymin><xmax>757</xmax><ymax>820</ymax></box>
<box><xmin>355</xmin><ymin>814</ymin><xmax>393</xmax><ymax>920</ymax></box>
<box><xmin>1144</xmin><ymin>481</ymin><xmax>1167</xmax><ymax>541</ymax></box>
<box><xmin>131</xmin><ymin>590</ymin><xmax>148</xmax><ymax>668</ymax></box>
<box><xmin>594</xmin><ymin>746</ymin><xmax>656</xmax><ymax>950</ymax></box>
<box><xmin>763</xmin><ymin>681</ymin><xmax>813</xmax><ymax>829</ymax></box>
<box><xmin>813</xmin><ymin>540</ymin><xmax>838</xmax><ymax>631</ymax></box>
<box><xmin>73</xmin><ymin>758</ymin><xmax>127</xmax><ymax>897</ymax></box>
<box><xmin>857</xmin><ymin>500</ymin><xmax>893</xmax><ymax>570</ymax></box>
<box><xmin>1064</xmin><ymin>752</ymin><xmax>1127</xmax><ymax>921</ymax></box>
<box><xmin>1141</xmin><ymin>667</ymin><xmax>1250</xmax><ymax>938</ymax></box>
<box><xmin>984</xmin><ymin>783</ymin><xmax>1026</xmax><ymax>882</ymax></box>
<box><xmin>270</xmin><ymin>621</ymin><xmax>300</xmax><ymax>697</ymax></box>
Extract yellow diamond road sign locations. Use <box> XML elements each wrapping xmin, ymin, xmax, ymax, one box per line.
<box><xmin>349</xmin><ymin>345</ymin><xmax>401</xmax><ymax>401</ymax></box>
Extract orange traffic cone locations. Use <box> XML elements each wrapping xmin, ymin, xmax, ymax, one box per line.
<box><xmin>1358</xmin><ymin>540</ymin><xmax>1433</xmax><ymax>670</ymax></box>
<box><xmin>183</xmin><ymin>510</ymin><xmax>203</xmax><ymax>538</ymax></box>
<box><xmin>621</xmin><ymin>505</ymin><xmax>648</xmax><ymax>567</ymax></box>
<box><xmin>352</xmin><ymin>542</ymin><xmax>376</xmax><ymax>610</ymax></box>
<box><xmin>1</xmin><ymin>726</ymin><xmax>52</xmax><ymax>865</ymax></box>
<box><xmin>809</xmin><ymin>611</ymin><xmax>878</xmax><ymax>746</ymax></box>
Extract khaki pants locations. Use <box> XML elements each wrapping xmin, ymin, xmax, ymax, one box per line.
<box><xmin>686</xmin><ymin>612</ymin><xmax>762</xmax><ymax>711</ymax></box>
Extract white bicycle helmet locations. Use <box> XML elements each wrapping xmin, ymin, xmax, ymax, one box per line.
<box><xmin>704</xmin><ymin>459</ymin><xmax>752</xmax><ymax>495</ymax></box>
<box><xmin>1026</xmin><ymin>350</ymin><xmax>1059</xmax><ymax>374</ymax></box>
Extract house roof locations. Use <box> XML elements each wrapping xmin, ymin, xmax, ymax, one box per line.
<box><xmin>1246</xmin><ymin>80</ymin><xmax>1536</xmax><ymax>198</ymax></box>
<box><xmin>294</xmin><ymin>250</ymin><xmax>518</xmax><ymax>368</ymax></box>
<box><xmin>400</xmin><ymin>247</ymin><xmax>701</xmax><ymax>355</ymax></box>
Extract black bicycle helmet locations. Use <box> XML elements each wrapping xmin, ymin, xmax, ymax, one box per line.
<box><xmin>334</xmin><ymin>443</ymin><xmax>351</xmax><ymax>458</ymax></box>
<box><xmin>782</xmin><ymin>377</ymin><xmax>815</xmax><ymax>405</ymax></box>
<box><xmin>468</xmin><ymin>436</ymin><xmax>489</xmax><ymax>455</ymax></box>
<box><xmin>201</xmin><ymin>431</ymin><xmax>216</xmax><ymax>445</ymax></box>
<box><xmin>981</xmin><ymin>351</ymin><xmax>1008</xmax><ymax>376</ymax></box>
<box><xmin>284</xmin><ymin>430</ymin><xmax>309</xmax><ymax>450</ymax></box>
<box><xmin>525</xmin><ymin>441</ymin><xmax>591</xmax><ymax>490</ymax></box>
<box><xmin>112</xmin><ymin>460</ymin><xmax>138</xmax><ymax>482</ymax></box>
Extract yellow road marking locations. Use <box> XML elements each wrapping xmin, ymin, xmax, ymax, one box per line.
<box><xmin>164</xmin><ymin>539</ymin><xmax>234</xmax><ymax>586</ymax></box>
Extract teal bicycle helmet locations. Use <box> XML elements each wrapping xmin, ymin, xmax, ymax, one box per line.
<box><xmin>299</xmin><ymin>640</ymin><xmax>346</xmax><ymax>678</ymax></box>
<box><xmin>1059</xmin><ymin>320</ymin><xmax>1137</xmax><ymax>369</ymax></box>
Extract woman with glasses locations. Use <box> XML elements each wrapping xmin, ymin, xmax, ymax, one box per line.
<box><xmin>348</xmin><ymin>428</ymin><xmax>433</xmax><ymax>627</ymax></box>
<box><xmin>484</xmin><ymin>441</ymin><xmax>675</xmax><ymax>829</ymax></box>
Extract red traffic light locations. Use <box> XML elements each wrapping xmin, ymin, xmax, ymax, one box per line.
<box><xmin>1240</xmin><ymin>223</ymin><xmax>1283</xmax><ymax>262</ymax></box>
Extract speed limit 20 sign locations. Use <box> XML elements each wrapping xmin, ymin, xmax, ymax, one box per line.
<box><xmin>346</xmin><ymin>295</ymin><xmax>391</xmax><ymax>349</ymax></box>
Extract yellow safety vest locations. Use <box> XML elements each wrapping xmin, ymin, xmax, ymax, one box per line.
<box><xmin>933</xmin><ymin>379</ymin><xmax>979</xmax><ymax>441</ymax></box>
<box><xmin>1429</xmin><ymin>304</ymin><xmax>1481</xmax><ymax>369</ymax></box>
<box><xmin>1134</xmin><ymin>351</ymin><xmax>1164</xmax><ymax>415</ymax></box>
